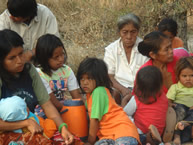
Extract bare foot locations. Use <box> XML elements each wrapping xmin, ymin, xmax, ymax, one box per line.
<box><xmin>173</xmin><ymin>134</ymin><xmax>181</xmax><ymax>145</ymax></box>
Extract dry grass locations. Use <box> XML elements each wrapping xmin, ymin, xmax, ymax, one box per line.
<box><xmin>0</xmin><ymin>0</ymin><xmax>193</xmax><ymax>71</ymax></box>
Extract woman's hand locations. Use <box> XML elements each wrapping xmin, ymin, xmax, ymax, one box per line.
<box><xmin>26</xmin><ymin>118</ymin><xmax>43</xmax><ymax>134</ymax></box>
<box><xmin>121</xmin><ymin>93</ymin><xmax>132</xmax><ymax>107</ymax></box>
<box><xmin>61</xmin><ymin>126</ymin><xmax>74</xmax><ymax>145</ymax></box>
<box><xmin>120</xmin><ymin>87</ymin><xmax>131</xmax><ymax>97</ymax></box>
<box><xmin>120</xmin><ymin>88</ymin><xmax>132</xmax><ymax>107</ymax></box>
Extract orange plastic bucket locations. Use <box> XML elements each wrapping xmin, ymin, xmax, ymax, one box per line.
<box><xmin>60</xmin><ymin>99</ymin><xmax>88</xmax><ymax>142</ymax></box>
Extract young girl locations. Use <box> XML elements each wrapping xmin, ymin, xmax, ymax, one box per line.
<box><xmin>124</xmin><ymin>66</ymin><xmax>168</xmax><ymax>145</ymax></box>
<box><xmin>35</xmin><ymin>34</ymin><xmax>82</xmax><ymax>116</ymax></box>
<box><xmin>76</xmin><ymin>57</ymin><xmax>140</xmax><ymax>145</ymax></box>
<box><xmin>0</xmin><ymin>29</ymin><xmax>73</xmax><ymax>144</ymax></box>
<box><xmin>167</xmin><ymin>56</ymin><xmax>193</xmax><ymax>144</ymax></box>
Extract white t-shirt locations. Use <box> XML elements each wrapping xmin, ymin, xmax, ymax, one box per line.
<box><xmin>104</xmin><ymin>37</ymin><xmax>149</xmax><ymax>88</ymax></box>
<box><xmin>36</xmin><ymin>65</ymin><xmax>79</xmax><ymax>100</ymax></box>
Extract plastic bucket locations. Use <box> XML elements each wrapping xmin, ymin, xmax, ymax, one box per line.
<box><xmin>60</xmin><ymin>99</ymin><xmax>88</xmax><ymax>142</ymax></box>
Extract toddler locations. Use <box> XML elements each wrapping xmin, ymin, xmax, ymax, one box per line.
<box><xmin>124</xmin><ymin>66</ymin><xmax>168</xmax><ymax>145</ymax></box>
<box><xmin>167</xmin><ymin>56</ymin><xmax>193</xmax><ymax>144</ymax></box>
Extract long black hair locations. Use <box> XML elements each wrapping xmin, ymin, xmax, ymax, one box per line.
<box><xmin>77</xmin><ymin>57</ymin><xmax>112</xmax><ymax>93</ymax></box>
<box><xmin>35</xmin><ymin>34</ymin><xmax>67</xmax><ymax>76</ymax></box>
<box><xmin>138</xmin><ymin>31</ymin><xmax>168</xmax><ymax>58</ymax></box>
<box><xmin>0</xmin><ymin>29</ymin><xmax>31</xmax><ymax>90</ymax></box>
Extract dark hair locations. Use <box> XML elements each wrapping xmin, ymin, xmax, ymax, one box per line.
<box><xmin>77</xmin><ymin>57</ymin><xmax>112</xmax><ymax>93</ymax></box>
<box><xmin>175</xmin><ymin>56</ymin><xmax>193</xmax><ymax>81</ymax></box>
<box><xmin>134</xmin><ymin>66</ymin><xmax>163</xmax><ymax>104</ymax></box>
<box><xmin>117</xmin><ymin>13</ymin><xmax>141</xmax><ymax>32</ymax></box>
<box><xmin>0</xmin><ymin>29</ymin><xmax>30</xmax><ymax>89</ymax></box>
<box><xmin>158</xmin><ymin>18</ymin><xmax>178</xmax><ymax>36</ymax></box>
<box><xmin>35</xmin><ymin>34</ymin><xmax>67</xmax><ymax>76</ymax></box>
<box><xmin>7</xmin><ymin>0</ymin><xmax>37</xmax><ymax>19</ymax></box>
<box><xmin>138</xmin><ymin>31</ymin><xmax>168</xmax><ymax>58</ymax></box>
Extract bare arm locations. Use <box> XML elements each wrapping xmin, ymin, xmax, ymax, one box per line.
<box><xmin>0</xmin><ymin>118</ymin><xmax>43</xmax><ymax>134</ymax></box>
<box><xmin>70</xmin><ymin>88</ymin><xmax>82</xmax><ymax>99</ymax></box>
<box><xmin>84</xmin><ymin>118</ymin><xmax>99</xmax><ymax>145</ymax></box>
<box><xmin>41</xmin><ymin>100</ymin><xmax>73</xmax><ymax>144</ymax></box>
<box><xmin>49</xmin><ymin>92</ymin><xmax>63</xmax><ymax>112</ymax></box>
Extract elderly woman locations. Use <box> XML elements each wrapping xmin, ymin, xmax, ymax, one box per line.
<box><xmin>104</xmin><ymin>13</ymin><xmax>149</xmax><ymax>105</ymax></box>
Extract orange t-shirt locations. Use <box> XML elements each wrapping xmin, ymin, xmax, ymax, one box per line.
<box><xmin>86</xmin><ymin>87</ymin><xmax>140</xmax><ymax>143</ymax></box>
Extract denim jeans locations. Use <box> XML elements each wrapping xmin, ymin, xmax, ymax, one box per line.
<box><xmin>94</xmin><ymin>137</ymin><xmax>138</xmax><ymax>145</ymax></box>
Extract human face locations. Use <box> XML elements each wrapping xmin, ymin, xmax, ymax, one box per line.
<box><xmin>48</xmin><ymin>47</ymin><xmax>65</xmax><ymax>70</ymax></box>
<box><xmin>179</xmin><ymin>68</ymin><xmax>193</xmax><ymax>88</ymax></box>
<box><xmin>80</xmin><ymin>74</ymin><xmax>96</xmax><ymax>94</ymax></box>
<box><xmin>154</xmin><ymin>38</ymin><xmax>173</xmax><ymax>64</ymax></box>
<box><xmin>119</xmin><ymin>24</ymin><xmax>138</xmax><ymax>49</ymax></box>
<box><xmin>3</xmin><ymin>47</ymin><xmax>25</xmax><ymax>75</ymax></box>
<box><xmin>162</xmin><ymin>30</ymin><xmax>175</xmax><ymax>42</ymax></box>
<box><xmin>9</xmin><ymin>15</ymin><xmax>29</xmax><ymax>23</ymax></box>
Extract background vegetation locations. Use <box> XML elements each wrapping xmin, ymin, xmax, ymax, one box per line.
<box><xmin>0</xmin><ymin>0</ymin><xmax>193</xmax><ymax>72</ymax></box>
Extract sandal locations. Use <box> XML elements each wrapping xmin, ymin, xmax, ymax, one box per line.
<box><xmin>146</xmin><ymin>124</ymin><xmax>162</xmax><ymax>145</ymax></box>
<box><xmin>162</xmin><ymin>107</ymin><xmax>176</xmax><ymax>143</ymax></box>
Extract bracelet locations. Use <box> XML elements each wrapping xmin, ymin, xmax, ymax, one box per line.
<box><xmin>58</xmin><ymin>123</ymin><xmax>68</xmax><ymax>133</ymax></box>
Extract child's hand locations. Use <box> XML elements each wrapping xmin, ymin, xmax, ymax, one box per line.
<box><xmin>61</xmin><ymin>126</ymin><xmax>74</xmax><ymax>145</ymax></box>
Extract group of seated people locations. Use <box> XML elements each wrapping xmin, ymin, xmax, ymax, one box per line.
<box><xmin>0</xmin><ymin>0</ymin><xmax>192</xmax><ymax>145</ymax></box>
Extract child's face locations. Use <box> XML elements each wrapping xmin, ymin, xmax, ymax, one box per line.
<box><xmin>3</xmin><ymin>47</ymin><xmax>25</xmax><ymax>75</ymax></box>
<box><xmin>48</xmin><ymin>47</ymin><xmax>65</xmax><ymax>70</ymax></box>
<box><xmin>80</xmin><ymin>74</ymin><xmax>96</xmax><ymax>94</ymax></box>
<box><xmin>179</xmin><ymin>68</ymin><xmax>193</xmax><ymax>88</ymax></box>
<box><xmin>162</xmin><ymin>30</ymin><xmax>175</xmax><ymax>42</ymax></box>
